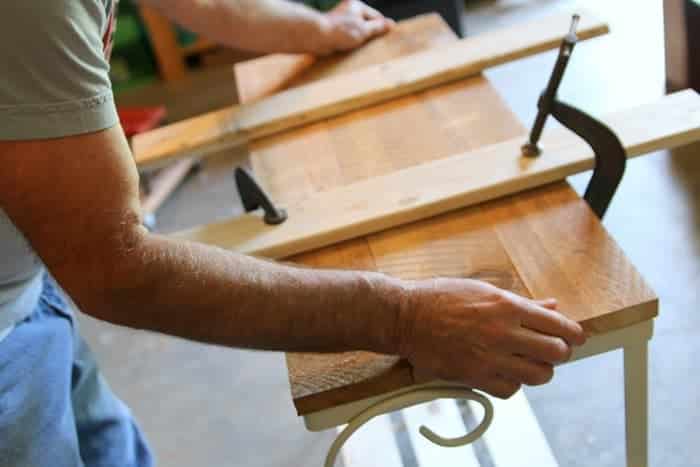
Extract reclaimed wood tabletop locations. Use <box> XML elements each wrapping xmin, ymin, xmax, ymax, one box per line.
<box><xmin>233</xmin><ymin>14</ymin><xmax>657</xmax><ymax>416</ymax></box>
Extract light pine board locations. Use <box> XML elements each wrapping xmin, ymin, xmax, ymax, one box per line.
<box><xmin>174</xmin><ymin>90</ymin><xmax>700</xmax><ymax>263</ymax></box>
<box><xmin>131</xmin><ymin>9</ymin><xmax>607</xmax><ymax>168</ymax></box>
<box><xmin>229</xmin><ymin>15</ymin><xmax>658</xmax><ymax>416</ymax></box>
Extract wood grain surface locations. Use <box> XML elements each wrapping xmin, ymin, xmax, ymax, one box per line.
<box><xmin>173</xmin><ymin>90</ymin><xmax>700</xmax><ymax>260</ymax></box>
<box><xmin>131</xmin><ymin>9</ymin><xmax>608</xmax><ymax>168</ymax></box>
<box><xmin>230</xmin><ymin>14</ymin><xmax>658</xmax><ymax>415</ymax></box>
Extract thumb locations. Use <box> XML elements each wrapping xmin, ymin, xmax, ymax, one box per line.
<box><xmin>360</xmin><ymin>17</ymin><xmax>391</xmax><ymax>38</ymax></box>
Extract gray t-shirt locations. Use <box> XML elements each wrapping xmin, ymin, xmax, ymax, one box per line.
<box><xmin>0</xmin><ymin>0</ymin><xmax>119</xmax><ymax>337</ymax></box>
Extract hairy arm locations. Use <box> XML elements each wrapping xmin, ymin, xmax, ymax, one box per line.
<box><xmin>0</xmin><ymin>127</ymin><xmax>586</xmax><ymax>397</ymax></box>
<box><xmin>0</xmin><ymin>127</ymin><xmax>402</xmax><ymax>353</ymax></box>
<box><xmin>141</xmin><ymin>0</ymin><xmax>393</xmax><ymax>55</ymax></box>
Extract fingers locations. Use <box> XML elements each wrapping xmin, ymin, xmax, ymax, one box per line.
<box><xmin>505</xmin><ymin>327</ymin><xmax>573</xmax><ymax>364</ymax></box>
<box><xmin>490</xmin><ymin>353</ymin><xmax>554</xmax><ymax>386</ymax></box>
<box><xmin>360</xmin><ymin>17</ymin><xmax>391</xmax><ymax>38</ymax></box>
<box><xmin>478</xmin><ymin>376</ymin><xmax>521</xmax><ymax>399</ymax></box>
<box><xmin>360</xmin><ymin>3</ymin><xmax>395</xmax><ymax>26</ymax></box>
<box><xmin>360</xmin><ymin>3</ymin><xmax>383</xmax><ymax>20</ymax></box>
<box><xmin>518</xmin><ymin>298</ymin><xmax>586</xmax><ymax>346</ymax></box>
<box><xmin>324</xmin><ymin>1</ymin><xmax>393</xmax><ymax>52</ymax></box>
<box><xmin>337</xmin><ymin>18</ymin><xmax>389</xmax><ymax>51</ymax></box>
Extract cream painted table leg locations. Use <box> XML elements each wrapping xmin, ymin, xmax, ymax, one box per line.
<box><xmin>624</xmin><ymin>339</ymin><xmax>649</xmax><ymax>467</ymax></box>
<box><xmin>570</xmin><ymin>321</ymin><xmax>653</xmax><ymax>467</ymax></box>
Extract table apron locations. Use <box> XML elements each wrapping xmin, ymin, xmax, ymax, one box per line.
<box><xmin>302</xmin><ymin>319</ymin><xmax>655</xmax><ymax>431</ymax></box>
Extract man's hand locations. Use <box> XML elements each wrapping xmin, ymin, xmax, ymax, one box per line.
<box><xmin>397</xmin><ymin>278</ymin><xmax>586</xmax><ymax>398</ymax></box>
<box><xmin>316</xmin><ymin>0</ymin><xmax>394</xmax><ymax>54</ymax></box>
<box><xmin>146</xmin><ymin>0</ymin><xmax>393</xmax><ymax>56</ymax></box>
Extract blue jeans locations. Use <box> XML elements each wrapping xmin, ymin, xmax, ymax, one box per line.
<box><xmin>0</xmin><ymin>275</ymin><xmax>154</xmax><ymax>467</ymax></box>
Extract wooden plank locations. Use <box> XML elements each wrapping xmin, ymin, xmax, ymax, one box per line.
<box><xmin>173</xmin><ymin>90</ymin><xmax>700</xmax><ymax>261</ymax></box>
<box><xmin>489</xmin><ymin>184</ymin><xmax>658</xmax><ymax>334</ymax></box>
<box><xmin>131</xmin><ymin>9</ymin><xmax>608</xmax><ymax>167</ymax></box>
<box><xmin>234</xmin><ymin>54</ymin><xmax>316</xmax><ymax>104</ymax></box>
<box><xmin>234</xmin><ymin>13</ymin><xmax>462</xmax><ymax>106</ymax></box>
<box><xmin>244</xmin><ymin>15</ymin><xmax>497</xmax><ymax>208</ymax></box>
<box><xmin>365</xmin><ymin>205</ymin><xmax>532</xmax><ymax>297</ymax></box>
<box><xmin>249</xmin><ymin>77</ymin><xmax>524</xmax><ymax>207</ymax></box>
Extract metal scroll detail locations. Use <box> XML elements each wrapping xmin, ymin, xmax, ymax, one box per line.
<box><xmin>324</xmin><ymin>385</ymin><xmax>493</xmax><ymax>467</ymax></box>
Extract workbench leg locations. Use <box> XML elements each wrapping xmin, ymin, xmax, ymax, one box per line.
<box><xmin>624</xmin><ymin>340</ymin><xmax>649</xmax><ymax>467</ymax></box>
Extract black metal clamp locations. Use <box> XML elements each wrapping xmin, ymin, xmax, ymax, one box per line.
<box><xmin>234</xmin><ymin>167</ymin><xmax>288</xmax><ymax>225</ymax></box>
<box><xmin>522</xmin><ymin>14</ymin><xmax>626</xmax><ymax>219</ymax></box>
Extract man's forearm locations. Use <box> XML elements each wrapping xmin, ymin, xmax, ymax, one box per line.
<box><xmin>93</xmin><ymin>229</ymin><xmax>404</xmax><ymax>354</ymax></box>
<box><xmin>147</xmin><ymin>0</ymin><xmax>330</xmax><ymax>54</ymax></box>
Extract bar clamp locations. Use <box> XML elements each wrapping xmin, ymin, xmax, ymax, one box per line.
<box><xmin>522</xmin><ymin>14</ymin><xmax>626</xmax><ymax>219</ymax></box>
<box><xmin>234</xmin><ymin>167</ymin><xmax>287</xmax><ymax>225</ymax></box>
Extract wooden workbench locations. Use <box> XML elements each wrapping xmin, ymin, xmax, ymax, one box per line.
<box><xmin>234</xmin><ymin>13</ymin><xmax>657</xmax><ymax>417</ymax></box>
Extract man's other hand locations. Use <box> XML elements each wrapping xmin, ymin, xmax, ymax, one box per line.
<box><xmin>317</xmin><ymin>0</ymin><xmax>394</xmax><ymax>54</ymax></box>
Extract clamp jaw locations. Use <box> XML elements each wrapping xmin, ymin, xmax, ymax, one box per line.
<box><xmin>522</xmin><ymin>14</ymin><xmax>626</xmax><ymax>219</ymax></box>
<box><xmin>234</xmin><ymin>167</ymin><xmax>287</xmax><ymax>225</ymax></box>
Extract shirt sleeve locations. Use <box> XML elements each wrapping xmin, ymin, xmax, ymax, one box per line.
<box><xmin>0</xmin><ymin>0</ymin><xmax>118</xmax><ymax>140</ymax></box>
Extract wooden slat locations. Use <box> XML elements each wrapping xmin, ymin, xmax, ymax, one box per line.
<box><xmin>365</xmin><ymin>207</ymin><xmax>532</xmax><ymax>297</ymax></box>
<box><xmin>237</xmin><ymin>14</ymin><xmax>460</xmax><ymax>103</ymax></box>
<box><xmin>131</xmin><ymin>9</ymin><xmax>608</xmax><ymax>167</ymax></box>
<box><xmin>489</xmin><ymin>184</ymin><xmax>658</xmax><ymax>334</ymax></box>
<box><xmin>173</xmin><ymin>90</ymin><xmax>700</xmax><ymax>261</ymax></box>
<box><xmin>249</xmin><ymin>77</ymin><xmax>524</xmax><ymax>207</ymax></box>
<box><xmin>234</xmin><ymin>54</ymin><xmax>316</xmax><ymax>104</ymax></box>
<box><xmin>244</xmin><ymin>15</ymin><xmax>496</xmax><ymax>208</ymax></box>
